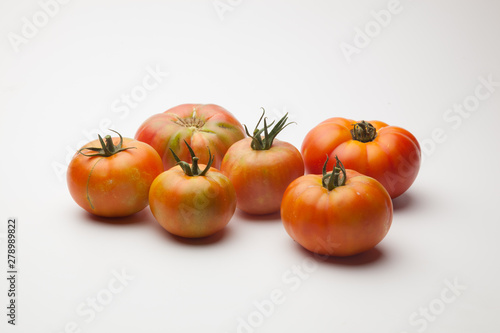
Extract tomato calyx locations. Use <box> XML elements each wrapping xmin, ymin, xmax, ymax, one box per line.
<box><xmin>78</xmin><ymin>130</ymin><xmax>136</xmax><ymax>157</ymax></box>
<box><xmin>170</xmin><ymin>140</ymin><xmax>214</xmax><ymax>177</ymax></box>
<box><xmin>351</xmin><ymin>121</ymin><xmax>377</xmax><ymax>143</ymax></box>
<box><xmin>173</xmin><ymin>110</ymin><xmax>206</xmax><ymax>129</ymax></box>
<box><xmin>322</xmin><ymin>155</ymin><xmax>347</xmax><ymax>191</ymax></box>
<box><xmin>244</xmin><ymin>108</ymin><xmax>295</xmax><ymax>150</ymax></box>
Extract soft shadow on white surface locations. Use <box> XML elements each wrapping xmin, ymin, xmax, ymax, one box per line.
<box><xmin>235</xmin><ymin>209</ymin><xmax>281</xmax><ymax>222</ymax></box>
<box><xmin>296</xmin><ymin>242</ymin><xmax>386</xmax><ymax>267</ymax></box>
<box><xmin>80</xmin><ymin>207</ymin><xmax>156</xmax><ymax>225</ymax></box>
<box><xmin>392</xmin><ymin>191</ymin><xmax>420</xmax><ymax>212</ymax></box>
<box><xmin>81</xmin><ymin>205</ymin><xmax>235</xmax><ymax>245</ymax></box>
<box><xmin>148</xmin><ymin>216</ymin><xmax>233</xmax><ymax>246</ymax></box>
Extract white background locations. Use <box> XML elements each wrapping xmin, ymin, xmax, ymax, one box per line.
<box><xmin>1</xmin><ymin>0</ymin><xmax>500</xmax><ymax>332</ymax></box>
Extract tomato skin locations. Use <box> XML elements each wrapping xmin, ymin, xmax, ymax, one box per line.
<box><xmin>301</xmin><ymin>118</ymin><xmax>421</xmax><ymax>198</ymax></box>
<box><xmin>220</xmin><ymin>138</ymin><xmax>304</xmax><ymax>215</ymax></box>
<box><xmin>149</xmin><ymin>165</ymin><xmax>236</xmax><ymax>238</ymax></box>
<box><xmin>135</xmin><ymin>104</ymin><xmax>245</xmax><ymax>170</ymax></box>
<box><xmin>281</xmin><ymin>169</ymin><xmax>393</xmax><ymax>257</ymax></box>
<box><xmin>67</xmin><ymin>137</ymin><xmax>163</xmax><ymax>217</ymax></box>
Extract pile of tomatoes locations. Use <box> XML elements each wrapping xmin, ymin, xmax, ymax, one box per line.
<box><xmin>67</xmin><ymin>104</ymin><xmax>421</xmax><ymax>257</ymax></box>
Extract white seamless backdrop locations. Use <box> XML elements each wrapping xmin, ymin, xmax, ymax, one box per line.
<box><xmin>1</xmin><ymin>1</ymin><xmax>500</xmax><ymax>333</ymax></box>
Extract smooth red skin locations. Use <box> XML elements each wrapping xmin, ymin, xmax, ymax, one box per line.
<box><xmin>67</xmin><ymin>137</ymin><xmax>163</xmax><ymax>217</ymax></box>
<box><xmin>301</xmin><ymin>118</ymin><xmax>421</xmax><ymax>198</ymax></box>
<box><xmin>220</xmin><ymin>138</ymin><xmax>305</xmax><ymax>215</ymax></box>
<box><xmin>149</xmin><ymin>165</ymin><xmax>236</xmax><ymax>238</ymax></box>
<box><xmin>281</xmin><ymin>169</ymin><xmax>393</xmax><ymax>257</ymax></box>
<box><xmin>135</xmin><ymin>104</ymin><xmax>245</xmax><ymax>170</ymax></box>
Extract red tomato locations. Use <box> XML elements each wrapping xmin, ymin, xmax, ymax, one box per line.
<box><xmin>135</xmin><ymin>104</ymin><xmax>245</xmax><ymax>170</ymax></box>
<box><xmin>301</xmin><ymin>118</ymin><xmax>421</xmax><ymax>198</ymax></box>
<box><xmin>67</xmin><ymin>130</ymin><xmax>163</xmax><ymax>217</ymax></box>
<box><xmin>149</xmin><ymin>142</ymin><xmax>236</xmax><ymax>238</ymax></box>
<box><xmin>220</xmin><ymin>110</ymin><xmax>304</xmax><ymax>215</ymax></box>
<box><xmin>281</xmin><ymin>156</ymin><xmax>393</xmax><ymax>257</ymax></box>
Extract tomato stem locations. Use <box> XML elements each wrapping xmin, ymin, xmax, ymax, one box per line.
<box><xmin>322</xmin><ymin>155</ymin><xmax>346</xmax><ymax>191</ymax></box>
<box><xmin>170</xmin><ymin>140</ymin><xmax>214</xmax><ymax>177</ymax></box>
<box><xmin>351</xmin><ymin>121</ymin><xmax>377</xmax><ymax>143</ymax></box>
<box><xmin>78</xmin><ymin>130</ymin><xmax>136</xmax><ymax>157</ymax></box>
<box><xmin>244</xmin><ymin>108</ymin><xmax>295</xmax><ymax>150</ymax></box>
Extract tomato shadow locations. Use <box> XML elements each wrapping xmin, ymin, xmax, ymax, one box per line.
<box><xmin>297</xmin><ymin>243</ymin><xmax>385</xmax><ymax>267</ymax></box>
<box><xmin>151</xmin><ymin>221</ymin><xmax>232</xmax><ymax>246</ymax></box>
<box><xmin>392</xmin><ymin>192</ymin><xmax>418</xmax><ymax>212</ymax></box>
<box><xmin>236</xmin><ymin>209</ymin><xmax>281</xmax><ymax>223</ymax></box>
<box><xmin>82</xmin><ymin>208</ymin><xmax>155</xmax><ymax>226</ymax></box>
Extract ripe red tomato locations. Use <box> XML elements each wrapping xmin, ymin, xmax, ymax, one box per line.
<box><xmin>301</xmin><ymin>118</ymin><xmax>421</xmax><ymax>198</ymax></box>
<box><xmin>67</xmin><ymin>130</ymin><xmax>163</xmax><ymax>217</ymax></box>
<box><xmin>281</xmin><ymin>156</ymin><xmax>393</xmax><ymax>257</ymax></box>
<box><xmin>135</xmin><ymin>103</ymin><xmax>245</xmax><ymax>170</ymax></box>
<box><xmin>220</xmin><ymin>110</ymin><xmax>304</xmax><ymax>215</ymax></box>
<box><xmin>149</xmin><ymin>142</ymin><xmax>236</xmax><ymax>238</ymax></box>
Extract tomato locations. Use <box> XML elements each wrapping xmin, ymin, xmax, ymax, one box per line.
<box><xmin>135</xmin><ymin>103</ymin><xmax>245</xmax><ymax>170</ymax></box>
<box><xmin>301</xmin><ymin>118</ymin><xmax>421</xmax><ymax>198</ymax></box>
<box><xmin>67</xmin><ymin>130</ymin><xmax>163</xmax><ymax>217</ymax></box>
<box><xmin>281</xmin><ymin>156</ymin><xmax>393</xmax><ymax>257</ymax></box>
<box><xmin>149</xmin><ymin>142</ymin><xmax>236</xmax><ymax>238</ymax></box>
<box><xmin>220</xmin><ymin>110</ymin><xmax>304</xmax><ymax>215</ymax></box>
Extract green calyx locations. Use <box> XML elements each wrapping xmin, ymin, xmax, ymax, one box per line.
<box><xmin>322</xmin><ymin>155</ymin><xmax>347</xmax><ymax>191</ymax></box>
<box><xmin>170</xmin><ymin>140</ymin><xmax>214</xmax><ymax>177</ymax></box>
<box><xmin>78</xmin><ymin>129</ymin><xmax>136</xmax><ymax>157</ymax></box>
<box><xmin>350</xmin><ymin>121</ymin><xmax>377</xmax><ymax>143</ymax></box>
<box><xmin>244</xmin><ymin>108</ymin><xmax>295</xmax><ymax>150</ymax></box>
